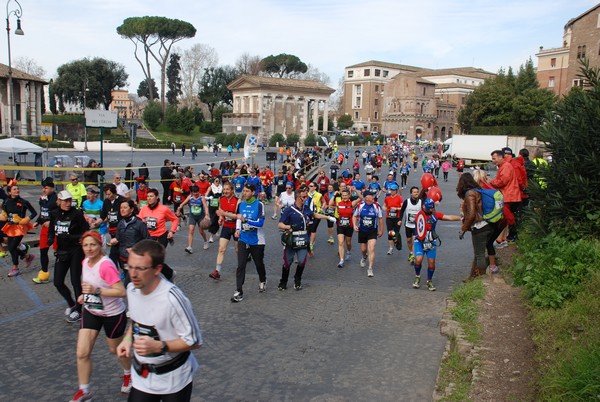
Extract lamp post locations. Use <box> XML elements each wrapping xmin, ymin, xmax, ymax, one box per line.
<box><xmin>6</xmin><ymin>0</ymin><xmax>23</xmax><ymax>137</ymax></box>
<box><xmin>83</xmin><ymin>78</ymin><xmax>89</xmax><ymax>151</ymax></box>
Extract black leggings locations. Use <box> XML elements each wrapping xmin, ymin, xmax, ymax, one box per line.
<box><xmin>128</xmin><ymin>381</ymin><xmax>193</xmax><ymax>402</ymax></box>
<box><xmin>6</xmin><ymin>235</ymin><xmax>26</xmax><ymax>266</ymax></box>
<box><xmin>53</xmin><ymin>248</ymin><xmax>84</xmax><ymax>312</ymax></box>
<box><xmin>40</xmin><ymin>247</ymin><xmax>50</xmax><ymax>272</ymax></box>
<box><xmin>236</xmin><ymin>242</ymin><xmax>266</xmax><ymax>293</ymax></box>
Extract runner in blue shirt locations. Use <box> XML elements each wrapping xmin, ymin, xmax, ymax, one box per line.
<box><xmin>352</xmin><ymin>191</ymin><xmax>384</xmax><ymax>277</ymax></box>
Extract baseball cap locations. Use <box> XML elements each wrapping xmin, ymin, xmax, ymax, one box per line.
<box><xmin>57</xmin><ymin>190</ymin><xmax>73</xmax><ymax>200</ymax></box>
<box><xmin>41</xmin><ymin>177</ymin><xmax>55</xmax><ymax>188</ymax></box>
<box><xmin>86</xmin><ymin>185</ymin><xmax>100</xmax><ymax>194</ymax></box>
<box><xmin>503</xmin><ymin>147</ymin><xmax>513</xmax><ymax>156</ymax></box>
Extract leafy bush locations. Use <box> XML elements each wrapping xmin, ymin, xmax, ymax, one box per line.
<box><xmin>511</xmin><ymin>233</ymin><xmax>600</xmax><ymax>308</ymax></box>
<box><xmin>285</xmin><ymin>133</ymin><xmax>300</xmax><ymax>147</ymax></box>
<box><xmin>303</xmin><ymin>133</ymin><xmax>317</xmax><ymax>146</ymax></box>
<box><xmin>200</xmin><ymin>121</ymin><xmax>218</xmax><ymax>134</ymax></box>
<box><xmin>164</xmin><ymin>105</ymin><xmax>180</xmax><ymax>131</ymax></box>
<box><xmin>143</xmin><ymin>101</ymin><xmax>162</xmax><ymax>130</ymax></box>
<box><xmin>337</xmin><ymin>114</ymin><xmax>353</xmax><ymax>129</ymax></box>
<box><xmin>269</xmin><ymin>133</ymin><xmax>285</xmax><ymax>147</ymax></box>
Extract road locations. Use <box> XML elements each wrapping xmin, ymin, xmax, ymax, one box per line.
<box><xmin>0</xmin><ymin>148</ymin><xmax>473</xmax><ymax>402</ymax></box>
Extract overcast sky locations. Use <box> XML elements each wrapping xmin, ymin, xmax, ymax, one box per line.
<box><xmin>4</xmin><ymin>0</ymin><xmax>597</xmax><ymax>92</ymax></box>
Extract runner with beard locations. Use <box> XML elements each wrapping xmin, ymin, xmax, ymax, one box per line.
<box><xmin>400</xmin><ymin>186</ymin><xmax>421</xmax><ymax>264</ymax></box>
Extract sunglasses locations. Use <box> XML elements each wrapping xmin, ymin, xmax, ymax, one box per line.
<box><xmin>71</xmin><ymin>178</ymin><xmax>78</xmax><ymax>181</ymax></box>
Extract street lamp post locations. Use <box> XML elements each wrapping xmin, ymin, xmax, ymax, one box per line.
<box><xmin>83</xmin><ymin>78</ymin><xmax>89</xmax><ymax>151</ymax></box>
<box><xmin>6</xmin><ymin>0</ymin><xmax>23</xmax><ymax>137</ymax></box>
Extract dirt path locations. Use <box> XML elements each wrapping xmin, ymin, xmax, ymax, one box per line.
<box><xmin>469</xmin><ymin>248</ymin><xmax>538</xmax><ymax>401</ymax></box>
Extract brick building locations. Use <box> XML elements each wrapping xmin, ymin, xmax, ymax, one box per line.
<box><xmin>537</xmin><ymin>3</ymin><xmax>600</xmax><ymax>96</ymax></box>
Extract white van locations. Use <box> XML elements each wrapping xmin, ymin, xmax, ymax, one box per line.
<box><xmin>340</xmin><ymin>130</ymin><xmax>355</xmax><ymax>137</ymax></box>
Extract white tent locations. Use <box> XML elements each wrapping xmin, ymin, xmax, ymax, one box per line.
<box><xmin>0</xmin><ymin>137</ymin><xmax>43</xmax><ymax>153</ymax></box>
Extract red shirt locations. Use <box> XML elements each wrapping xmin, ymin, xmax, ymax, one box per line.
<box><xmin>317</xmin><ymin>175</ymin><xmax>330</xmax><ymax>192</ymax></box>
<box><xmin>384</xmin><ymin>194</ymin><xmax>404</xmax><ymax>219</ymax></box>
<box><xmin>169</xmin><ymin>181</ymin><xmax>190</xmax><ymax>203</ymax></box>
<box><xmin>219</xmin><ymin>195</ymin><xmax>238</xmax><ymax>229</ymax></box>
<box><xmin>196</xmin><ymin>180</ymin><xmax>210</xmax><ymax>196</ymax></box>
<box><xmin>137</xmin><ymin>187</ymin><xmax>149</xmax><ymax>207</ymax></box>
<box><xmin>336</xmin><ymin>199</ymin><xmax>355</xmax><ymax>227</ymax></box>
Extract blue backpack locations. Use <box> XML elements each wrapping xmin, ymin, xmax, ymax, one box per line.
<box><xmin>474</xmin><ymin>188</ymin><xmax>504</xmax><ymax>223</ymax></box>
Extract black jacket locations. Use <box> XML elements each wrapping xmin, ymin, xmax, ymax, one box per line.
<box><xmin>47</xmin><ymin>207</ymin><xmax>89</xmax><ymax>253</ymax></box>
<box><xmin>115</xmin><ymin>215</ymin><xmax>149</xmax><ymax>260</ymax></box>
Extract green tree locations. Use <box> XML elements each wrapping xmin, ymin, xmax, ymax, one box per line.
<box><xmin>164</xmin><ymin>104</ymin><xmax>180</xmax><ymax>130</ymax></box>
<box><xmin>269</xmin><ymin>133</ymin><xmax>285</xmax><ymax>147</ymax></box>
<box><xmin>48</xmin><ymin>79</ymin><xmax>57</xmax><ymax>115</ymax></box>
<box><xmin>143</xmin><ymin>101</ymin><xmax>162</xmax><ymax>130</ymax></box>
<box><xmin>137</xmin><ymin>79</ymin><xmax>159</xmax><ymax>100</ymax></box>
<box><xmin>166</xmin><ymin>53</ymin><xmax>182</xmax><ymax>105</ymax></box>
<box><xmin>212</xmin><ymin>104</ymin><xmax>232</xmax><ymax>132</ymax></box>
<box><xmin>117</xmin><ymin>16</ymin><xmax>196</xmax><ymax>115</ymax></box>
<box><xmin>198</xmin><ymin>66</ymin><xmax>236</xmax><ymax>120</ymax></box>
<box><xmin>179</xmin><ymin>107</ymin><xmax>196</xmax><ymax>133</ymax></box>
<box><xmin>528</xmin><ymin>59</ymin><xmax>600</xmax><ymax>237</ymax></box>
<box><xmin>304</xmin><ymin>133</ymin><xmax>317</xmax><ymax>146</ymax></box>
<box><xmin>260</xmin><ymin>53</ymin><xmax>308</xmax><ymax>78</ymax></box>
<box><xmin>285</xmin><ymin>133</ymin><xmax>300</xmax><ymax>146</ymax></box>
<box><xmin>191</xmin><ymin>106</ymin><xmax>204</xmax><ymax>125</ymax></box>
<box><xmin>337</xmin><ymin>114</ymin><xmax>353</xmax><ymax>129</ymax></box>
<box><xmin>53</xmin><ymin>58</ymin><xmax>128</xmax><ymax>110</ymax></box>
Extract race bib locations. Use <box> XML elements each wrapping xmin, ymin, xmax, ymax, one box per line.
<box><xmin>339</xmin><ymin>217</ymin><xmax>351</xmax><ymax>227</ymax></box>
<box><xmin>174</xmin><ymin>194</ymin><xmax>182</xmax><ymax>203</ymax></box>
<box><xmin>389</xmin><ymin>210</ymin><xmax>397</xmax><ymax>218</ymax></box>
<box><xmin>139</xmin><ymin>200</ymin><xmax>148</xmax><ymax>208</ymax></box>
<box><xmin>83</xmin><ymin>293</ymin><xmax>103</xmax><ymax>310</ymax></box>
<box><xmin>242</xmin><ymin>222</ymin><xmax>255</xmax><ymax>232</ymax></box>
<box><xmin>210</xmin><ymin>198</ymin><xmax>219</xmax><ymax>208</ymax></box>
<box><xmin>145</xmin><ymin>217</ymin><xmax>157</xmax><ymax>231</ymax></box>
<box><xmin>72</xmin><ymin>199</ymin><xmax>79</xmax><ymax>208</ymax></box>
<box><xmin>361</xmin><ymin>216</ymin><xmax>374</xmax><ymax>228</ymax></box>
<box><xmin>191</xmin><ymin>205</ymin><xmax>203</xmax><ymax>215</ymax></box>
<box><xmin>407</xmin><ymin>213</ymin><xmax>416</xmax><ymax>224</ymax></box>
<box><xmin>292</xmin><ymin>236</ymin><xmax>307</xmax><ymax>249</ymax></box>
<box><xmin>55</xmin><ymin>220</ymin><xmax>70</xmax><ymax>235</ymax></box>
<box><xmin>108</xmin><ymin>211</ymin><xmax>118</xmax><ymax>224</ymax></box>
<box><xmin>40</xmin><ymin>208</ymin><xmax>49</xmax><ymax>220</ymax></box>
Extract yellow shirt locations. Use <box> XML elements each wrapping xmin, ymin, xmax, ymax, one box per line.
<box><xmin>65</xmin><ymin>182</ymin><xmax>87</xmax><ymax>208</ymax></box>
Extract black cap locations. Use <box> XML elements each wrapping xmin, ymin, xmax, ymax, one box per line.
<box><xmin>41</xmin><ymin>177</ymin><xmax>55</xmax><ymax>187</ymax></box>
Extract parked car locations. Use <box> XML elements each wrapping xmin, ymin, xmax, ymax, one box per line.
<box><xmin>339</xmin><ymin>130</ymin><xmax>356</xmax><ymax>137</ymax></box>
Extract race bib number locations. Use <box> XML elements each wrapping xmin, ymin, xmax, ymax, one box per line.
<box><xmin>407</xmin><ymin>213</ymin><xmax>416</xmax><ymax>224</ymax></box>
<box><xmin>339</xmin><ymin>217</ymin><xmax>351</xmax><ymax>227</ymax></box>
<box><xmin>83</xmin><ymin>293</ymin><xmax>103</xmax><ymax>310</ymax></box>
<box><xmin>235</xmin><ymin>182</ymin><xmax>242</xmax><ymax>191</ymax></box>
<box><xmin>191</xmin><ymin>205</ymin><xmax>203</xmax><ymax>215</ymax></box>
<box><xmin>145</xmin><ymin>217</ymin><xmax>158</xmax><ymax>231</ymax></box>
<box><xmin>210</xmin><ymin>198</ymin><xmax>219</xmax><ymax>208</ymax></box>
<box><xmin>72</xmin><ymin>199</ymin><xmax>79</xmax><ymax>208</ymax></box>
<box><xmin>55</xmin><ymin>220</ymin><xmax>70</xmax><ymax>235</ymax></box>
<box><xmin>40</xmin><ymin>208</ymin><xmax>49</xmax><ymax>220</ymax></box>
<box><xmin>139</xmin><ymin>200</ymin><xmax>148</xmax><ymax>208</ymax></box>
<box><xmin>132</xmin><ymin>321</ymin><xmax>162</xmax><ymax>357</ymax></box>
<box><xmin>361</xmin><ymin>216</ymin><xmax>374</xmax><ymax>228</ymax></box>
<box><xmin>108</xmin><ymin>211</ymin><xmax>118</xmax><ymax>224</ymax></box>
<box><xmin>174</xmin><ymin>194</ymin><xmax>182</xmax><ymax>203</ymax></box>
<box><xmin>389</xmin><ymin>209</ymin><xmax>397</xmax><ymax>218</ymax></box>
<box><xmin>242</xmin><ymin>222</ymin><xmax>255</xmax><ymax>232</ymax></box>
<box><xmin>292</xmin><ymin>236</ymin><xmax>307</xmax><ymax>249</ymax></box>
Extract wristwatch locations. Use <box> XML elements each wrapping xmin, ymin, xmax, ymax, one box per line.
<box><xmin>161</xmin><ymin>341</ymin><xmax>169</xmax><ymax>354</ymax></box>
<box><xmin>94</xmin><ymin>287</ymin><xmax>101</xmax><ymax>296</ymax></box>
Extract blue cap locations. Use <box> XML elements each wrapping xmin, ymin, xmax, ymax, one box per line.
<box><xmin>286</xmin><ymin>181</ymin><xmax>294</xmax><ymax>187</ymax></box>
<box><xmin>424</xmin><ymin>198</ymin><xmax>435</xmax><ymax>210</ymax></box>
<box><xmin>388</xmin><ymin>183</ymin><xmax>399</xmax><ymax>191</ymax></box>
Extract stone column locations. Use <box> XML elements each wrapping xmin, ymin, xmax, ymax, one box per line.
<box><xmin>301</xmin><ymin>98</ymin><xmax>308</xmax><ymax>139</ymax></box>
<box><xmin>312</xmin><ymin>100</ymin><xmax>319</xmax><ymax>134</ymax></box>
<box><xmin>322</xmin><ymin>100</ymin><xmax>329</xmax><ymax>135</ymax></box>
<box><xmin>29</xmin><ymin>82</ymin><xmax>37</xmax><ymax>136</ymax></box>
<box><xmin>19</xmin><ymin>81</ymin><xmax>27</xmax><ymax>135</ymax></box>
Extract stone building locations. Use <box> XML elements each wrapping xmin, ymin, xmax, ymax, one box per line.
<box><xmin>109</xmin><ymin>89</ymin><xmax>137</xmax><ymax>119</ymax></box>
<box><xmin>342</xmin><ymin>61</ymin><xmax>494</xmax><ymax>141</ymax></box>
<box><xmin>537</xmin><ymin>3</ymin><xmax>600</xmax><ymax>96</ymax></box>
<box><xmin>0</xmin><ymin>63</ymin><xmax>47</xmax><ymax>136</ymax></box>
<box><xmin>223</xmin><ymin>75</ymin><xmax>335</xmax><ymax>142</ymax></box>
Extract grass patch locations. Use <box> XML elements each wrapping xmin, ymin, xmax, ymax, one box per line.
<box><xmin>436</xmin><ymin>279</ymin><xmax>485</xmax><ymax>401</ymax></box>
<box><xmin>450</xmin><ymin>280</ymin><xmax>485</xmax><ymax>344</ymax></box>
<box><xmin>532</xmin><ymin>270</ymin><xmax>600</xmax><ymax>401</ymax></box>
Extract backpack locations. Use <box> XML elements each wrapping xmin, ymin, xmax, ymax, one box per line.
<box><xmin>474</xmin><ymin>188</ymin><xmax>503</xmax><ymax>223</ymax></box>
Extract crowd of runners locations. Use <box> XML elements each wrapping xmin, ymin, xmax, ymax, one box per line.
<box><xmin>1</xmin><ymin>139</ymin><xmax>541</xmax><ymax>401</ymax></box>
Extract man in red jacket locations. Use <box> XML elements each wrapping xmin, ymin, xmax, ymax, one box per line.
<box><xmin>491</xmin><ymin>148</ymin><xmax>522</xmax><ymax>244</ymax></box>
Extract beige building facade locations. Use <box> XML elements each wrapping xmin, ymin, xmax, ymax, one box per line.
<box><xmin>223</xmin><ymin>75</ymin><xmax>335</xmax><ymax>142</ymax></box>
<box><xmin>109</xmin><ymin>89</ymin><xmax>136</xmax><ymax>119</ymax></box>
<box><xmin>342</xmin><ymin>61</ymin><xmax>493</xmax><ymax>141</ymax></box>
<box><xmin>0</xmin><ymin>63</ymin><xmax>46</xmax><ymax>136</ymax></box>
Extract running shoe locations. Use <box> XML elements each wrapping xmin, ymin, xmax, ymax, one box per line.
<box><xmin>65</xmin><ymin>307</ymin><xmax>73</xmax><ymax>316</ymax></box>
<box><xmin>494</xmin><ymin>240</ymin><xmax>508</xmax><ymax>249</ymax></box>
<box><xmin>66</xmin><ymin>310</ymin><xmax>81</xmax><ymax>323</ymax></box>
<box><xmin>367</xmin><ymin>268</ymin><xmax>374</xmax><ymax>277</ymax></box>
<box><xmin>272</xmin><ymin>214</ymin><xmax>277</xmax><ymax>220</ymax></box>
<box><xmin>70</xmin><ymin>389</ymin><xmax>92</xmax><ymax>402</ymax></box>
<box><xmin>489</xmin><ymin>265</ymin><xmax>500</xmax><ymax>274</ymax></box>
<box><xmin>209</xmin><ymin>270</ymin><xmax>221</xmax><ymax>280</ymax></box>
<box><xmin>337</xmin><ymin>260</ymin><xmax>344</xmax><ymax>268</ymax></box>
<box><xmin>208</xmin><ymin>235</ymin><xmax>214</xmax><ymax>243</ymax></box>
<box><xmin>345</xmin><ymin>252</ymin><xmax>352</xmax><ymax>261</ymax></box>
<box><xmin>360</xmin><ymin>256</ymin><xmax>367</xmax><ymax>268</ymax></box>
<box><xmin>294</xmin><ymin>283</ymin><xmax>302</xmax><ymax>291</ymax></box>
<box><xmin>387</xmin><ymin>247</ymin><xmax>393</xmax><ymax>255</ymax></box>
<box><xmin>203</xmin><ymin>243</ymin><xmax>209</xmax><ymax>250</ymax></box>
<box><xmin>327</xmin><ymin>237</ymin><xmax>334</xmax><ymax>244</ymax></box>
<box><xmin>259</xmin><ymin>281</ymin><xmax>267</xmax><ymax>293</ymax></box>
<box><xmin>185</xmin><ymin>246</ymin><xmax>193</xmax><ymax>254</ymax></box>
<box><xmin>121</xmin><ymin>374</ymin><xmax>132</xmax><ymax>394</ymax></box>
<box><xmin>278</xmin><ymin>282</ymin><xmax>287</xmax><ymax>291</ymax></box>
<box><xmin>231</xmin><ymin>291</ymin><xmax>243</xmax><ymax>303</ymax></box>
<box><xmin>427</xmin><ymin>280</ymin><xmax>437</xmax><ymax>291</ymax></box>
<box><xmin>412</xmin><ymin>276</ymin><xmax>421</xmax><ymax>289</ymax></box>
<box><xmin>7</xmin><ymin>267</ymin><xmax>20</xmax><ymax>277</ymax></box>
<box><xmin>32</xmin><ymin>269</ymin><xmax>50</xmax><ymax>284</ymax></box>
<box><xmin>24</xmin><ymin>254</ymin><xmax>34</xmax><ymax>268</ymax></box>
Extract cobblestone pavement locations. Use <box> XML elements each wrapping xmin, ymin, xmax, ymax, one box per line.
<box><xmin>0</xmin><ymin>154</ymin><xmax>472</xmax><ymax>402</ymax></box>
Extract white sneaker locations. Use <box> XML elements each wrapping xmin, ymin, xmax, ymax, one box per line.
<box><xmin>203</xmin><ymin>243</ymin><xmax>209</xmax><ymax>250</ymax></box>
<box><xmin>360</xmin><ymin>256</ymin><xmax>367</xmax><ymax>268</ymax></box>
<box><xmin>259</xmin><ymin>281</ymin><xmax>267</xmax><ymax>293</ymax></box>
<box><xmin>185</xmin><ymin>246</ymin><xmax>193</xmax><ymax>254</ymax></box>
<box><xmin>367</xmin><ymin>268</ymin><xmax>374</xmax><ymax>277</ymax></box>
<box><xmin>208</xmin><ymin>236</ymin><xmax>214</xmax><ymax>243</ymax></box>
<box><xmin>272</xmin><ymin>214</ymin><xmax>277</xmax><ymax>220</ymax></box>
<box><xmin>337</xmin><ymin>260</ymin><xmax>344</xmax><ymax>268</ymax></box>
<box><xmin>64</xmin><ymin>307</ymin><xmax>72</xmax><ymax>316</ymax></box>
<box><xmin>345</xmin><ymin>252</ymin><xmax>352</xmax><ymax>261</ymax></box>
<box><xmin>387</xmin><ymin>247</ymin><xmax>393</xmax><ymax>255</ymax></box>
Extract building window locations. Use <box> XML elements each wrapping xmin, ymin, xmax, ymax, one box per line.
<box><xmin>597</xmin><ymin>13</ymin><xmax>600</xmax><ymax>28</ymax></box>
<box><xmin>375</xmin><ymin>85</ymin><xmax>379</xmax><ymax>92</ymax></box>
<box><xmin>15</xmin><ymin>103</ymin><xmax>21</xmax><ymax>121</ymax></box>
<box><xmin>550</xmin><ymin>58</ymin><xmax>556</xmax><ymax>67</ymax></box>
<box><xmin>364</xmin><ymin>69</ymin><xmax>370</xmax><ymax>77</ymax></box>
<box><xmin>423</xmin><ymin>87</ymin><xmax>426</xmax><ymax>96</ymax></box>
<box><xmin>347</xmin><ymin>70</ymin><xmax>354</xmax><ymax>78</ymax></box>
<box><xmin>374</xmin><ymin>98</ymin><xmax>379</xmax><ymax>106</ymax></box>
<box><xmin>354</xmin><ymin>111</ymin><xmax>359</xmax><ymax>119</ymax></box>
<box><xmin>549</xmin><ymin>77</ymin><xmax>555</xmax><ymax>88</ymax></box>
<box><xmin>374</xmin><ymin>69</ymin><xmax>381</xmax><ymax>77</ymax></box>
<box><xmin>355</xmin><ymin>97</ymin><xmax>361</xmax><ymax>108</ymax></box>
<box><xmin>374</xmin><ymin>111</ymin><xmax>379</xmax><ymax>119</ymax></box>
<box><xmin>573</xmin><ymin>78</ymin><xmax>585</xmax><ymax>87</ymax></box>
<box><xmin>577</xmin><ymin>45</ymin><xmax>586</xmax><ymax>59</ymax></box>
<box><xmin>354</xmin><ymin>84</ymin><xmax>362</xmax><ymax>95</ymax></box>
<box><xmin>382</xmin><ymin>70</ymin><xmax>389</xmax><ymax>77</ymax></box>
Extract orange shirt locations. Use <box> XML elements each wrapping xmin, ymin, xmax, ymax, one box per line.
<box><xmin>138</xmin><ymin>204</ymin><xmax>179</xmax><ymax>237</ymax></box>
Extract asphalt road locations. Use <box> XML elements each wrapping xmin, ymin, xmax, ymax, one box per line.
<box><xmin>0</xmin><ymin>148</ymin><xmax>473</xmax><ymax>402</ymax></box>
